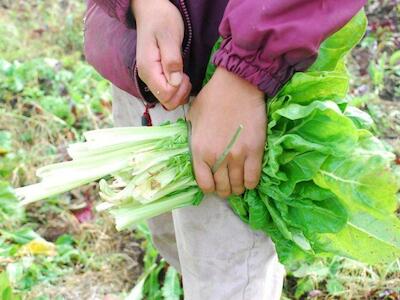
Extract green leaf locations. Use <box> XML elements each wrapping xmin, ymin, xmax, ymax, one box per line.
<box><xmin>389</xmin><ymin>50</ymin><xmax>400</xmax><ymax>66</ymax></box>
<box><xmin>291</xmin><ymin>261</ymin><xmax>330</xmax><ymax>279</ymax></box>
<box><xmin>126</xmin><ymin>277</ymin><xmax>145</xmax><ymax>300</ymax></box>
<box><xmin>126</xmin><ymin>264</ymin><xmax>158</xmax><ymax>300</ymax></box>
<box><xmin>144</xmin><ymin>263</ymin><xmax>164</xmax><ymax>300</ymax></box>
<box><xmin>287</xmin><ymin>196</ymin><xmax>348</xmax><ymax>234</ymax></box>
<box><xmin>6</xmin><ymin>262</ymin><xmax>24</xmax><ymax>287</ymax></box>
<box><xmin>293</xmin><ymin>182</ymin><xmax>335</xmax><ymax>202</ymax></box>
<box><xmin>314</xmin><ymin>154</ymin><xmax>398</xmax><ymax>213</ymax></box>
<box><xmin>326</xmin><ymin>278</ymin><xmax>345</xmax><ymax>295</ymax></box>
<box><xmin>318</xmin><ymin>207</ymin><xmax>400</xmax><ymax>264</ymax></box>
<box><xmin>0</xmin><ymin>273</ymin><xmax>11</xmax><ymax>298</ymax></box>
<box><xmin>245</xmin><ymin>190</ymin><xmax>270</xmax><ymax>230</ymax></box>
<box><xmin>0</xmin><ymin>131</ymin><xmax>12</xmax><ymax>156</ymax></box>
<box><xmin>276</xmin><ymin>72</ymin><xmax>349</xmax><ymax>106</ymax></box>
<box><xmin>280</xmin><ymin>151</ymin><xmax>328</xmax><ymax>195</ymax></box>
<box><xmin>368</xmin><ymin>56</ymin><xmax>386</xmax><ymax>87</ymax></box>
<box><xmin>0</xmin><ymin>181</ymin><xmax>24</xmax><ymax>225</ymax></box>
<box><xmin>309</xmin><ymin>10</ymin><xmax>367</xmax><ymax>71</ymax></box>
<box><xmin>344</xmin><ymin>106</ymin><xmax>374</xmax><ymax>130</ymax></box>
<box><xmin>0</xmin><ymin>228</ymin><xmax>39</xmax><ymax>245</ymax></box>
<box><xmin>262</xmin><ymin>221</ymin><xmax>310</xmax><ymax>266</ymax></box>
<box><xmin>277</xmin><ymin>134</ymin><xmax>331</xmax><ymax>157</ymax></box>
<box><xmin>202</xmin><ymin>37</ymin><xmax>223</xmax><ymax>86</ymax></box>
<box><xmin>294</xmin><ymin>277</ymin><xmax>314</xmax><ymax>299</ymax></box>
<box><xmin>227</xmin><ymin>194</ymin><xmax>249</xmax><ymax>223</ymax></box>
<box><xmin>55</xmin><ymin>234</ymin><xmax>75</xmax><ymax>247</ymax></box>
<box><xmin>276</xmin><ymin>101</ymin><xmax>358</xmax><ymax>155</ymax></box>
<box><xmin>261</xmin><ymin>196</ymin><xmax>292</xmax><ymax>241</ymax></box>
<box><xmin>161</xmin><ymin>267</ymin><xmax>182</xmax><ymax>300</ymax></box>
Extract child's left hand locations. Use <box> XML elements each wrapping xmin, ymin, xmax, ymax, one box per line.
<box><xmin>189</xmin><ymin>67</ymin><xmax>266</xmax><ymax>197</ymax></box>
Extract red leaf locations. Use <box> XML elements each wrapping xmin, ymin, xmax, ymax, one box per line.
<box><xmin>72</xmin><ymin>202</ymin><xmax>94</xmax><ymax>223</ymax></box>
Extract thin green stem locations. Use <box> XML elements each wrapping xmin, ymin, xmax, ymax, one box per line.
<box><xmin>212</xmin><ymin>125</ymin><xmax>244</xmax><ymax>174</ymax></box>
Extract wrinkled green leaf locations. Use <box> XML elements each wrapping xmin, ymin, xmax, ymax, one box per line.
<box><xmin>309</xmin><ymin>10</ymin><xmax>367</xmax><ymax>72</ymax></box>
<box><xmin>287</xmin><ymin>197</ymin><xmax>347</xmax><ymax>234</ymax></box>
<box><xmin>276</xmin><ymin>72</ymin><xmax>349</xmax><ymax>106</ymax></box>
<box><xmin>280</xmin><ymin>151</ymin><xmax>327</xmax><ymax>195</ymax></box>
<box><xmin>244</xmin><ymin>190</ymin><xmax>269</xmax><ymax>230</ymax></box>
<box><xmin>227</xmin><ymin>194</ymin><xmax>249</xmax><ymax>223</ymax></box>
<box><xmin>314</xmin><ymin>154</ymin><xmax>398</xmax><ymax>213</ymax></box>
<box><xmin>318</xmin><ymin>207</ymin><xmax>400</xmax><ymax>265</ymax></box>
<box><xmin>344</xmin><ymin>106</ymin><xmax>374</xmax><ymax>130</ymax></box>
<box><xmin>276</xmin><ymin>102</ymin><xmax>358</xmax><ymax>155</ymax></box>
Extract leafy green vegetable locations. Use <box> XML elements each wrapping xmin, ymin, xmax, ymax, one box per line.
<box><xmin>15</xmin><ymin>10</ymin><xmax>400</xmax><ymax>268</ymax></box>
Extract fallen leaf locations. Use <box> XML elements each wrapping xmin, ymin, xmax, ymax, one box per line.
<box><xmin>71</xmin><ymin>202</ymin><xmax>94</xmax><ymax>223</ymax></box>
<box><xmin>17</xmin><ymin>238</ymin><xmax>56</xmax><ymax>257</ymax></box>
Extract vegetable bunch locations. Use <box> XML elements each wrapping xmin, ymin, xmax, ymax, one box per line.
<box><xmin>16</xmin><ymin>11</ymin><xmax>400</xmax><ymax>267</ymax></box>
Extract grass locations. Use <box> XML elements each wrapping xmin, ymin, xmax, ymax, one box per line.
<box><xmin>0</xmin><ymin>1</ymin><xmax>142</xmax><ymax>298</ymax></box>
<box><xmin>0</xmin><ymin>1</ymin><xmax>84</xmax><ymax>61</ymax></box>
<box><xmin>0</xmin><ymin>0</ymin><xmax>399</xmax><ymax>299</ymax></box>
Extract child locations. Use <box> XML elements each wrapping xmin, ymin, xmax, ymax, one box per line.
<box><xmin>84</xmin><ymin>0</ymin><xmax>365</xmax><ymax>298</ymax></box>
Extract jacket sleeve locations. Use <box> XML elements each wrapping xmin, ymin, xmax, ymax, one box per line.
<box><xmin>84</xmin><ymin>0</ymin><xmax>144</xmax><ymax>99</ymax></box>
<box><xmin>89</xmin><ymin>0</ymin><xmax>133</xmax><ymax>27</ymax></box>
<box><xmin>212</xmin><ymin>0</ymin><xmax>366</xmax><ymax>97</ymax></box>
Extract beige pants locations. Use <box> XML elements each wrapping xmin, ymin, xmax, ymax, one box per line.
<box><xmin>112</xmin><ymin>86</ymin><xmax>285</xmax><ymax>300</ymax></box>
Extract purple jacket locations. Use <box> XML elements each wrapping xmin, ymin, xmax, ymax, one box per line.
<box><xmin>84</xmin><ymin>0</ymin><xmax>365</xmax><ymax>101</ymax></box>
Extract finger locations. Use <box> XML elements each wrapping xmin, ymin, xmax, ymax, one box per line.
<box><xmin>138</xmin><ymin>58</ymin><xmax>178</xmax><ymax>104</ymax></box>
<box><xmin>214</xmin><ymin>164</ymin><xmax>231</xmax><ymax>198</ymax></box>
<box><xmin>244</xmin><ymin>155</ymin><xmax>262</xmax><ymax>190</ymax></box>
<box><xmin>166</xmin><ymin>74</ymin><xmax>191</xmax><ymax>109</ymax></box>
<box><xmin>193</xmin><ymin>159</ymin><xmax>215</xmax><ymax>194</ymax></box>
<box><xmin>228</xmin><ymin>158</ymin><xmax>245</xmax><ymax>195</ymax></box>
<box><xmin>136</xmin><ymin>35</ymin><xmax>179</xmax><ymax>104</ymax></box>
<box><xmin>157</xmin><ymin>31</ymin><xmax>183</xmax><ymax>87</ymax></box>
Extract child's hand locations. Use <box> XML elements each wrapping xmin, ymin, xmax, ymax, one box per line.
<box><xmin>189</xmin><ymin>68</ymin><xmax>266</xmax><ymax>197</ymax></box>
<box><xmin>133</xmin><ymin>0</ymin><xmax>191</xmax><ymax>110</ymax></box>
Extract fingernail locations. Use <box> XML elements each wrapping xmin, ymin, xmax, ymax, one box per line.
<box><xmin>169</xmin><ymin>72</ymin><xmax>182</xmax><ymax>86</ymax></box>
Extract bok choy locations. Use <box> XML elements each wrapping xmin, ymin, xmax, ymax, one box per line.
<box><xmin>16</xmin><ymin>11</ymin><xmax>400</xmax><ymax>267</ymax></box>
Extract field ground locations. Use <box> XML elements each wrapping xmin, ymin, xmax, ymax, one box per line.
<box><xmin>0</xmin><ymin>0</ymin><xmax>399</xmax><ymax>299</ymax></box>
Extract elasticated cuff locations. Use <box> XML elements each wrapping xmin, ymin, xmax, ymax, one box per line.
<box><xmin>212</xmin><ymin>37</ymin><xmax>294</xmax><ymax>97</ymax></box>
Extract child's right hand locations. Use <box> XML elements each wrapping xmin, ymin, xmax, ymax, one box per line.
<box><xmin>133</xmin><ymin>0</ymin><xmax>191</xmax><ymax>110</ymax></box>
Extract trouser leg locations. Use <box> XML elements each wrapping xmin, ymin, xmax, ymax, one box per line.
<box><xmin>172</xmin><ymin>194</ymin><xmax>285</xmax><ymax>300</ymax></box>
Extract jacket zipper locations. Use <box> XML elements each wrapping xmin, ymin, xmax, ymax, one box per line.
<box><xmin>179</xmin><ymin>0</ymin><xmax>193</xmax><ymax>58</ymax></box>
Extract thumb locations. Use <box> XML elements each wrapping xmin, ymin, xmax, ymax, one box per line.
<box><xmin>157</xmin><ymin>33</ymin><xmax>184</xmax><ymax>87</ymax></box>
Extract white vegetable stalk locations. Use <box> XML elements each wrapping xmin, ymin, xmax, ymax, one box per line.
<box><xmin>16</xmin><ymin>120</ymin><xmax>202</xmax><ymax>230</ymax></box>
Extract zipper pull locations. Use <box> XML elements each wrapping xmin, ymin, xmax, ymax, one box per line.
<box><xmin>141</xmin><ymin>103</ymin><xmax>156</xmax><ymax>126</ymax></box>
